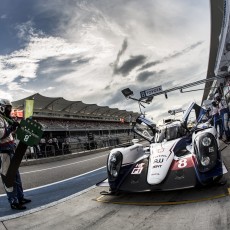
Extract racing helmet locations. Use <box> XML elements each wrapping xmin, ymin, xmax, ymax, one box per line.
<box><xmin>214</xmin><ymin>93</ymin><xmax>221</xmax><ymax>102</ymax></box>
<box><xmin>214</xmin><ymin>93</ymin><xmax>219</xmax><ymax>98</ymax></box>
<box><xmin>0</xmin><ymin>99</ymin><xmax>12</xmax><ymax>114</ymax></box>
<box><xmin>211</xmin><ymin>100</ymin><xmax>217</xmax><ymax>107</ymax></box>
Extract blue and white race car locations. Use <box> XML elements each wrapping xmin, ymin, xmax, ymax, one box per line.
<box><xmin>99</xmin><ymin>102</ymin><xmax>227</xmax><ymax>193</ymax></box>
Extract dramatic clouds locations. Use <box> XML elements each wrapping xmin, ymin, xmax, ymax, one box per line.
<box><xmin>136</xmin><ymin>71</ymin><xmax>157</xmax><ymax>82</ymax></box>
<box><xmin>0</xmin><ymin>0</ymin><xmax>211</xmax><ymax>121</ymax></box>
<box><xmin>114</xmin><ymin>55</ymin><xmax>147</xmax><ymax>76</ymax></box>
<box><xmin>113</xmin><ymin>38</ymin><xmax>128</xmax><ymax>73</ymax></box>
<box><xmin>138</xmin><ymin>41</ymin><xmax>204</xmax><ymax>71</ymax></box>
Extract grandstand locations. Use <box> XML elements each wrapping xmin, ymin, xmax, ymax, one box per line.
<box><xmin>12</xmin><ymin>93</ymin><xmax>140</xmax><ymax>158</ymax></box>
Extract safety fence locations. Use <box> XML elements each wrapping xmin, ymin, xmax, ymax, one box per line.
<box><xmin>23</xmin><ymin>135</ymin><xmax>134</xmax><ymax>161</ymax></box>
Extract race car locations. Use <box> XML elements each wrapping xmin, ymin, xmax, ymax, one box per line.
<box><xmin>99</xmin><ymin>102</ymin><xmax>227</xmax><ymax>193</ymax></box>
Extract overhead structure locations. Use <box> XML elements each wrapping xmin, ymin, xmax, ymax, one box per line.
<box><xmin>136</xmin><ymin>76</ymin><xmax>226</xmax><ymax>101</ymax></box>
<box><xmin>214</xmin><ymin>0</ymin><xmax>230</xmax><ymax>77</ymax></box>
<box><xmin>202</xmin><ymin>0</ymin><xmax>225</xmax><ymax>101</ymax></box>
<box><xmin>12</xmin><ymin>93</ymin><xmax>139</xmax><ymax>121</ymax></box>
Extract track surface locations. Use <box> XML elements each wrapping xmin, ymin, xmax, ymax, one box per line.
<box><xmin>0</xmin><ymin>151</ymin><xmax>108</xmax><ymax>217</ymax></box>
<box><xmin>0</xmin><ymin>151</ymin><xmax>108</xmax><ymax>194</ymax></box>
<box><xmin>0</xmin><ymin>142</ymin><xmax>230</xmax><ymax>229</ymax></box>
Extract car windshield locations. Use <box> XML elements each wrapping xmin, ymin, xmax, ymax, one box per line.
<box><xmin>132</xmin><ymin>115</ymin><xmax>157</xmax><ymax>142</ymax></box>
<box><xmin>155</xmin><ymin>122</ymin><xmax>184</xmax><ymax>143</ymax></box>
<box><xmin>133</xmin><ymin>122</ymin><xmax>154</xmax><ymax>141</ymax></box>
<box><xmin>133</xmin><ymin>116</ymin><xmax>186</xmax><ymax>143</ymax></box>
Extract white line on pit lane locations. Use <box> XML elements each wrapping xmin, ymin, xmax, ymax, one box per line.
<box><xmin>0</xmin><ymin>166</ymin><xmax>106</xmax><ymax>197</ymax></box>
<box><xmin>21</xmin><ymin>154</ymin><xmax>108</xmax><ymax>174</ymax></box>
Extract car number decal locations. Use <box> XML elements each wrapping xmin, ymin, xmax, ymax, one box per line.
<box><xmin>178</xmin><ymin>159</ymin><xmax>187</xmax><ymax>168</ymax></box>
<box><xmin>171</xmin><ymin>156</ymin><xmax>194</xmax><ymax>171</ymax></box>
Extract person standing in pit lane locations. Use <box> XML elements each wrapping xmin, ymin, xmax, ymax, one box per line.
<box><xmin>215</xmin><ymin>93</ymin><xmax>230</xmax><ymax>142</ymax></box>
<box><xmin>197</xmin><ymin>103</ymin><xmax>212</xmax><ymax>124</ymax></box>
<box><xmin>211</xmin><ymin>99</ymin><xmax>223</xmax><ymax>139</ymax></box>
<box><xmin>0</xmin><ymin>99</ymin><xmax>31</xmax><ymax>210</ymax></box>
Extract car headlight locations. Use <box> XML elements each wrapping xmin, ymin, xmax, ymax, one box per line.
<box><xmin>201</xmin><ymin>137</ymin><xmax>212</xmax><ymax>146</ymax></box>
<box><xmin>108</xmin><ymin>151</ymin><xmax>122</xmax><ymax>180</ymax></box>
<box><xmin>200</xmin><ymin>156</ymin><xmax>210</xmax><ymax>166</ymax></box>
<box><xmin>195</xmin><ymin>133</ymin><xmax>218</xmax><ymax>172</ymax></box>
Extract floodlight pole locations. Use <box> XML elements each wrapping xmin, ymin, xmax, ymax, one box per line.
<box><xmin>127</xmin><ymin>96</ymin><xmax>151</xmax><ymax>104</ymax></box>
<box><xmin>125</xmin><ymin>96</ymin><xmax>149</xmax><ymax>115</ymax></box>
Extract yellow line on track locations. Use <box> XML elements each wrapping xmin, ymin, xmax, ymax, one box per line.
<box><xmin>96</xmin><ymin>192</ymin><xmax>230</xmax><ymax>206</ymax></box>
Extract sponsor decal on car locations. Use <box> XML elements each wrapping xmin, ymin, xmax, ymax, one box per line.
<box><xmin>154</xmin><ymin>158</ymin><xmax>164</xmax><ymax>163</ymax></box>
<box><xmin>157</xmin><ymin>148</ymin><xmax>164</xmax><ymax>153</ymax></box>
<box><xmin>153</xmin><ymin>154</ymin><xmax>167</xmax><ymax>158</ymax></box>
<box><xmin>209</xmin><ymin>147</ymin><xmax>214</xmax><ymax>152</ymax></box>
<box><xmin>151</xmin><ymin>173</ymin><xmax>160</xmax><ymax>176</ymax></box>
<box><xmin>152</xmin><ymin>165</ymin><xmax>162</xmax><ymax>168</ymax></box>
<box><xmin>131</xmin><ymin>163</ymin><xmax>145</xmax><ymax>174</ymax></box>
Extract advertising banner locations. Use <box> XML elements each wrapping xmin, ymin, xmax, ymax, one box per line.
<box><xmin>140</xmin><ymin>85</ymin><xmax>163</xmax><ymax>98</ymax></box>
<box><xmin>24</xmin><ymin>99</ymin><xmax>34</xmax><ymax>119</ymax></box>
<box><xmin>11</xmin><ymin>109</ymin><xmax>24</xmax><ymax>118</ymax></box>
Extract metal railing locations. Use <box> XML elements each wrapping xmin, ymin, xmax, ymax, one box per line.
<box><xmin>23</xmin><ymin>135</ymin><xmax>133</xmax><ymax>161</ymax></box>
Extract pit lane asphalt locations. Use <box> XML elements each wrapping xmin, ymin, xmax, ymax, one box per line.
<box><xmin>1</xmin><ymin>142</ymin><xmax>230</xmax><ymax>230</ymax></box>
<box><xmin>0</xmin><ymin>150</ymin><xmax>108</xmax><ymax>218</ymax></box>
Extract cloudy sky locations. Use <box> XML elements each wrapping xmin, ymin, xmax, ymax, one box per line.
<box><xmin>0</xmin><ymin>0</ymin><xmax>211</xmax><ymax>121</ymax></box>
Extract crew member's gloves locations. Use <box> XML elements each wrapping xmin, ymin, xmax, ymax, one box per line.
<box><xmin>10</xmin><ymin>121</ymin><xmax>20</xmax><ymax>131</ymax></box>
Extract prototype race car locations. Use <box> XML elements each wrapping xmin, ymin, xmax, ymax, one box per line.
<box><xmin>99</xmin><ymin>102</ymin><xmax>227</xmax><ymax>193</ymax></box>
